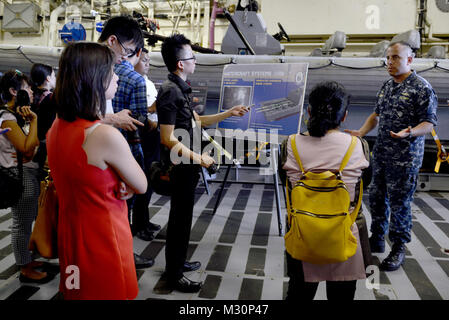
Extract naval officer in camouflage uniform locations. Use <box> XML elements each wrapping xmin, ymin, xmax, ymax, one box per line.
<box><xmin>345</xmin><ymin>41</ymin><xmax>438</xmax><ymax>271</ymax></box>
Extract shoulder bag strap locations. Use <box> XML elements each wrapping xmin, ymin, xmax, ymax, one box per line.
<box><xmin>285</xmin><ymin>177</ymin><xmax>293</xmax><ymax>226</ymax></box>
<box><xmin>350</xmin><ymin>179</ymin><xmax>363</xmax><ymax>224</ymax></box>
<box><xmin>338</xmin><ymin>136</ymin><xmax>363</xmax><ymax>223</ymax></box>
<box><xmin>38</xmin><ymin>90</ymin><xmax>52</xmax><ymax>106</ymax></box>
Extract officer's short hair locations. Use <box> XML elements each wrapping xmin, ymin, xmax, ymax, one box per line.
<box><xmin>389</xmin><ymin>41</ymin><xmax>414</xmax><ymax>58</ymax></box>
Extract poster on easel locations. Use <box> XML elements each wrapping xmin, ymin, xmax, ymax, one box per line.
<box><xmin>217</xmin><ymin>63</ymin><xmax>308</xmax><ymax>143</ymax></box>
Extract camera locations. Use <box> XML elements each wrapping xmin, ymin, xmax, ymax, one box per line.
<box><xmin>206</xmin><ymin>163</ymin><xmax>218</xmax><ymax>175</ymax></box>
<box><xmin>132</xmin><ymin>11</ymin><xmax>158</xmax><ymax>32</ymax></box>
<box><xmin>127</xmin><ymin>113</ymin><xmax>148</xmax><ymax>144</ymax></box>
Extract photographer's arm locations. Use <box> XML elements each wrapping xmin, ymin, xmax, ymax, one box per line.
<box><xmin>102</xmin><ymin>109</ymin><xmax>144</xmax><ymax>131</ymax></box>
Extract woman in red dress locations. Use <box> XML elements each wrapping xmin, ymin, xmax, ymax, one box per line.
<box><xmin>46</xmin><ymin>42</ymin><xmax>147</xmax><ymax>300</ymax></box>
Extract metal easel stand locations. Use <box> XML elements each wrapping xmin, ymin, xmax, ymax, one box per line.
<box><xmin>211</xmin><ymin>144</ymin><xmax>284</xmax><ymax>236</ymax></box>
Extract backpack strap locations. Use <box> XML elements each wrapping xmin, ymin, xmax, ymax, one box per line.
<box><xmin>290</xmin><ymin>134</ymin><xmax>305</xmax><ymax>174</ymax></box>
<box><xmin>285</xmin><ymin>177</ymin><xmax>292</xmax><ymax>226</ymax></box>
<box><xmin>338</xmin><ymin>136</ymin><xmax>357</xmax><ymax>175</ymax></box>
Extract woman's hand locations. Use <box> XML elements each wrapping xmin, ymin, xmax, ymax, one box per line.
<box><xmin>116</xmin><ymin>181</ymin><xmax>135</xmax><ymax>200</ymax></box>
<box><xmin>16</xmin><ymin>106</ymin><xmax>37</xmax><ymax>122</ymax></box>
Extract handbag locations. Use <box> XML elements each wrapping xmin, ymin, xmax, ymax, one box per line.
<box><xmin>0</xmin><ymin>165</ymin><xmax>23</xmax><ymax>209</ymax></box>
<box><xmin>29</xmin><ymin>171</ymin><xmax>58</xmax><ymax>258</ymax></box>
<box><xmin>149</xmin><ymin>160</ymin><xmax>172</xmax><ymax>196</ymax></box>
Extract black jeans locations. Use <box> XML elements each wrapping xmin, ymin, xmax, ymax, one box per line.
<box><xmin>165</xmin><ymin>164</ymin><xmax>200</xmax><ymax>281</ymax></box>
<box><xmin>285</xmin><ymin>251</ymin><xmax>357</xmax><ymax>300</ymax></box>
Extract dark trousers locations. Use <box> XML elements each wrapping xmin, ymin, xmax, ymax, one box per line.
<box><xmin>285</xmin><ymin>252</ymin><xmax>357</xmax><ymax>300</ymax></box>
<box><xmin>127</xmin><ymin>141</ymin><xmax>159</xmax><ymax>234</ymax></box>
<box><xmin>165</xmin><ymin>164</ymin><xmax>200</xmax><ymax>281</ymax></box>
<box><xmin>128</xmin><ymin>129</ymin><xmax>161</xmax><ymax>233</ymax></box>
<box><xmin>369</xmin><ymin>161</ymin><xmax>417</xmax><ymax>244</ymax></box>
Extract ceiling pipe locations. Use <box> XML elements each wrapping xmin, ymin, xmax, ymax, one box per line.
<box><xmin>48</xmin><ymin>1</ymin><xmax>67</xmax><ymax>47</ymax></box>
<box><xmin>209</xmin><ymin>0</ymin><xmax>223</xmax><ymax>50</ymax></box>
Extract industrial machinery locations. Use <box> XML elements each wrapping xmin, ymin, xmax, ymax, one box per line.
<box><xmin>220</xmin><ymin>0</ymin><xmax>288</xmax><ymax>55</ymax></box>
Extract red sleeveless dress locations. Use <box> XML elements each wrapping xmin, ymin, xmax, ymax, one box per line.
<box><xmin>46</xmin><ymin>118</ymin><xmax>138</xmax><ymax>300</ymax></box>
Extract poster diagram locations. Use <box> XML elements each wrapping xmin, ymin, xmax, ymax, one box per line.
<box><xmin>217</xmin><ymin>63</ymin><xmax>308</xmax><ymax>140</ymax></box>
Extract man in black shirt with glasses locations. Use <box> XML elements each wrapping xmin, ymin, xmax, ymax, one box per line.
<box><xmin>157</xmin><ymin>34</ymin><xmax>249</xmax><ymax>293</ymax></box>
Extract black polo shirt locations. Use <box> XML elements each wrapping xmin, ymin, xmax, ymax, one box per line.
<box><xmin>157</xmin><ymin>73</ymin><xmax>193</xmax><ymax>131</ymax></box>
<box><xmin>157</xmin><ymin>73</ymin><xmax>196</xmax><ymax>162</ymax></box>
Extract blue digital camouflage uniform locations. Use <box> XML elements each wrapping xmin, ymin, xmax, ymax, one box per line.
<box><xmin>369</xmin><ymin>71</ymin><xmax>438</xmax><ymax>244</ymax></box>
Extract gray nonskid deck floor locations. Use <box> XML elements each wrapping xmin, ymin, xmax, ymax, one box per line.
<box><xmin>1</xmin><ymin>182</ymin><xmax>449</xmax><ymax>300</ymax></box>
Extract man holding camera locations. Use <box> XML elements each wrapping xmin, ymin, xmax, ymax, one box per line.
<box><xmin>157</xmin><ymin>34</ymin><xmax>249</xmax><ymax>293</ymax></box>
<box><xmin>99</xmin><ymin>15</ymin><xmax>159</xmax><ymax>270</ymax></box>
<box><xmin>112</xmin><ymin>40</ymin><xmax>162</xmax><ymax>245</ymax></box>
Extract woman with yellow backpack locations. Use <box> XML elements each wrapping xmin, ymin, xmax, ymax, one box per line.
<box><xmin>281</xmin><ymin>81</ymin><xmax>369</xmax><ymax>300</ymax></box>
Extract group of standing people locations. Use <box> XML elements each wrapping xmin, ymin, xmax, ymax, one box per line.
<box><xmin>0</xmin><ymin>14</ymin><xmax>247</xmax><ymax>299</ymax></box>
<box><xmin>0</xmin><ymin>14</ymin><xmax>438</xmax><ymax>300</ymax></box>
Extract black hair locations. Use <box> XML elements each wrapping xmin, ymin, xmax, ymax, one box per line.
<box><xmin>30</xmin><ymin>63</ymin><xmax>53</xmax><ymax>87</ymax></box>
<box><xmin>0</xmin><ymin>70</ymin><xmax>30</xmax><ymax>103</ymax></box>
<box><xmin>389</xmin><ymin>41</ymin><xmax>412</xmax><ymax>50</ymax></box>
<box><xmin>98</xmin><ymin>15</ymin><xmax>143</xmax><ymax>48</ymax></box>
<box><xmin>161</xmin><ymin>33</ymin><xmax>191</xmax><ymax>72</ymax></box>
<box><xmin>53</xmin><ymin>42</ymin><xmax>114</xmax><ymax>122</ymax></box>
<box><xmin>307</xmin><ymin>81</ymin><xmax>350</xmax><ymax>137</ymax></box>
<box><xmin>30</xmin><ymin>63</ymin><xmax>54</xmax><ymax>106</ymax></box>
<box><xmin>142</xmin><ymin>47</ymin><xmax>149</xmax><ymax>54</ymax></box>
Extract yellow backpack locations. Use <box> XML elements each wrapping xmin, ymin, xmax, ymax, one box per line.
<box><xmin>284</xmin><ymin>134</ymin><xmax>363</xmax><ymax>264</ymax></box>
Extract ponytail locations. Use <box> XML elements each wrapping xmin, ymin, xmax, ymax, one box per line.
<box><xmin>307</xmin><ymin>81</ymin><xmax>350</xmax><ymax>137</ymax></box>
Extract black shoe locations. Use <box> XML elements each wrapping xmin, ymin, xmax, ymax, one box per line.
<box><xmin>19</xmin><ymin>272</ymin><xmax>55</xmax><ymax>284</ymax></box>
<box><xmin>34</xmin><ymin>262</ymin><xmax>60</xmax><ymax>275</ymax></box>
<box><xmin>135</xmin><ymin>229</ymin><xmax>155</xmax><ymax>241</ymax></box>
<box><xmin>169</xmin><ymin>275</ymin><xmax>202</xmax><ymax>293</ymax></box>
<box><xmin>134</xmin><ymin>253</ymin><xmax>154</xmax><ymax>269</ymax></box>
<box><xmin>369</xmin><ymin>234</ymin><xmax>385</xmax><ymax>253</ymax></box>
<box><xmin>183</xmin><ymin>261</ymin><xmax>201</xmax><ymax>272</ymax></box>
<box><xmin>380</xmin><ymin>243</ymin><xmax>406</xmax><ymax>271</ymax></box>
<box><xmin>147</xmin><ymin>222</ymin><xmax>161</xmax><ymax>232</ymax></box>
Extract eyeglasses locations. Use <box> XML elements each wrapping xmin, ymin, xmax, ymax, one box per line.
<box><xmin>116</xmin><ymin>36</ymin><xmax>137</xmax><ymax>57</ymax></box>
<box><xmin>178</xmin><ymin>55</ymin><xmax>196</xmax><ymax>62</ymax></box>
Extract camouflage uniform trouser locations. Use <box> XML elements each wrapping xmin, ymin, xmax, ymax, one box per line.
<box><xmin>368</xmin><ymin>160</ymin><xmax>418</xmax><ymax>244</ymax></box>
